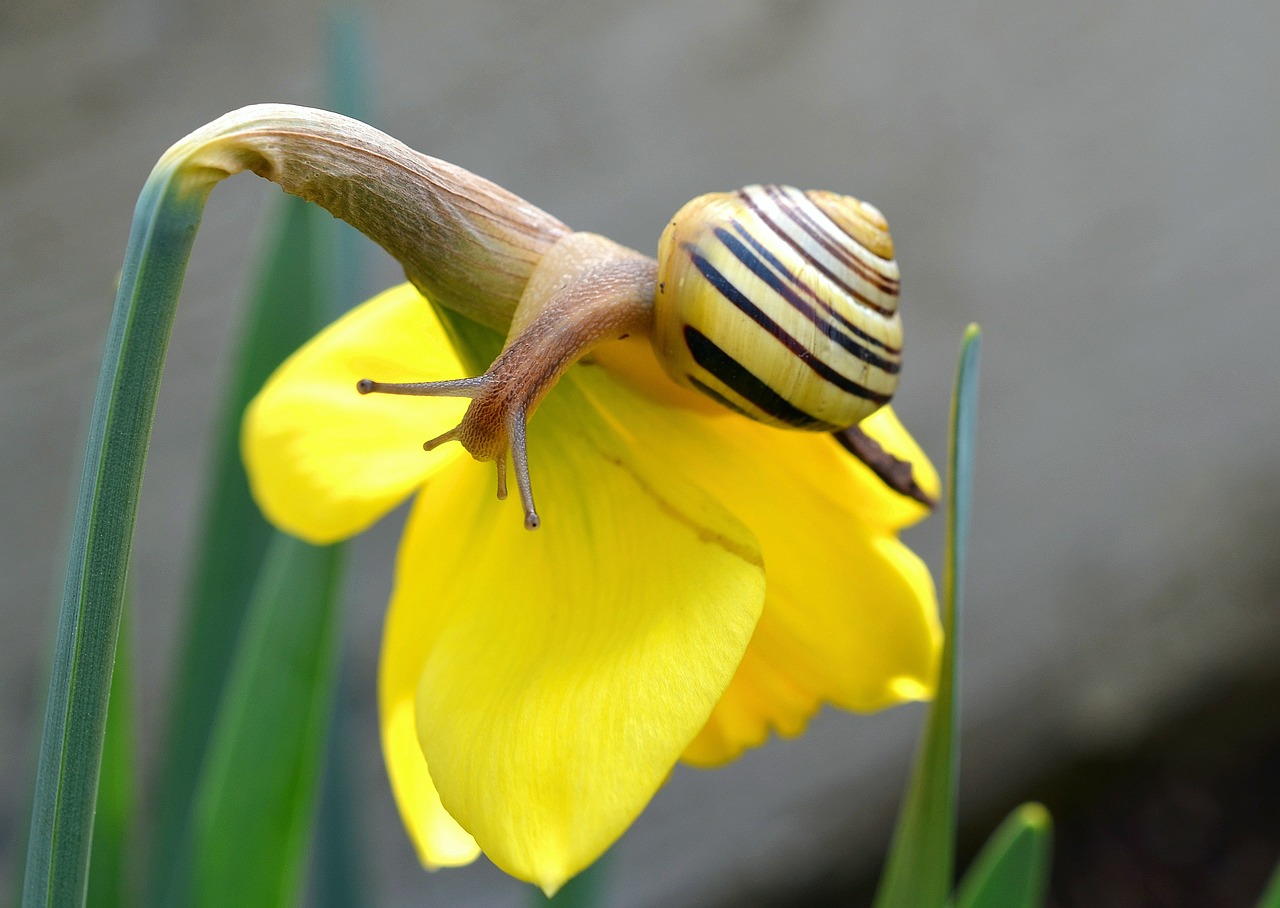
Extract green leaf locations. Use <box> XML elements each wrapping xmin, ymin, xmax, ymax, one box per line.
<box><xmin>309</xmin><ymin>678</ymin><xmax>364</xmax><ymax>908</ymax></box>
<box><xmin>86</xmin><ymin>607</ymin><xmax>136</xmax><ymax>908</ymax></box>
<box><xmin>23</xmin><ymin>168</ymin><xmax>211</xmax><ymax>908</ymax></box>
<box><xmin>22</xmin><ymin>128</ymin><xmax>336</xmax><ymax>908</ymax></box>
<box><xmin>1256</xmin><ymin>858</ymin><xmax>1280</xmax><ymax>908</ymax></box>
<box><xmin>150</xmin><ymin>188</ymin><xmax>334</xmax><ymax>906</ymax></box>
<box><xmin>872</xmin><ymin>324</ymin><xmax>982</xmax><ymax>908</ymax></box>
<box><xmin>952</xmin><ymin>804</ymin><xmax>1052</xmax><ymax>908</ymax></box>
<box><xmin>188</xmin><ymin>534</ymin><xmax>345</xmax><ymax>908</ymax></box>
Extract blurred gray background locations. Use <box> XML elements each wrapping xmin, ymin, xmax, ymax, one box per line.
<box><xmin>3</xmin><ymin>0</ymin><xmax>1278</xmax><ymax>905</ymax></box>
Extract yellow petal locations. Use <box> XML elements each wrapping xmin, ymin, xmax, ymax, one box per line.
<box><xmin>682</xmin><ymin>531</ymin><xmax>939</xmax><ymax>766</ymax></box>
<box><xmin>383</xmin><ymin>377</ymin><xmax>765</xmax><ymax>893</ymax></box>
<box><xmin>698</xmin><ymin>402</ymin><xmax>939</xmax><ymax>533</ymax></box>
<box><xmin>242</xmin><ymin>285</ymin><xmax>471</xmax><ymax>543</ymax></box>
<box><xmin>381</xmin><ymin>681</ymin><xmax>481</xmax><ymax>865</ymax></box>
<box><xmin>380</xmin><ymin>687</ymin><xmax>481</xmax><ymax>868</ymax></box>
<box><xmin>583</xmin><ymin>345</ymin><xmax>937</xmax><ymax>533</ymax></box>
<box><xmin>572</xmin><ymin>371</ymin><xmax>941</xmax><ymax>766</ymax></box>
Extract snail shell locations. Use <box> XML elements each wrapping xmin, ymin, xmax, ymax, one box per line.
<box><xmin>652</xmin><ymin>184</ymin><xmax>903</xmax><ymax>431</ymax></box>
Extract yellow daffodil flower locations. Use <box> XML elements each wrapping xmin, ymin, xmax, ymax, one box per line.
<box><xmin>241</xmin><ymin>282</ymin><xmax>940</xmax><ymax>894</ymax></box>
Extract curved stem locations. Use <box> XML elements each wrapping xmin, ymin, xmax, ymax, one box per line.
<box><xmin>23</xmin><ymin>164</ymin><xmax>214</xmax><ymax>908</ymax></box>
<box><xmin>22</xmin><ymin>102</ymin><xmax>577</xmax><ymax>905</ymax></box>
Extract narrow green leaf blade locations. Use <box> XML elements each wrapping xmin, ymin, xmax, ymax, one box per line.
<box><xmin>1256</xmin><ymin>859</ymin><xmax>1280</xmax><ymax>908</ymax></box>
<box><xmin>952</xmin><ymin>804</ymin><xmax>1052</xmax><ymax>908</ymax></box>
<box><xmin>873</xmin><ymin>324</ymin><xmax>982</xmax><ymax>908</ymax></box>
<box><xmin>86</xmin><ymin>608</ymin><xmax>136</xmax><ymax>908</ymax></box>
<box><xmin>309</xmin><ymin>678</ymin><xmax>363</xmax><ymax>908</ymax></box>
<box><xmin>188</xmin><ymin>534</ymin><xmax>345</xmax><ymax>908</ymax></box>
<box><xmin>23</xmin><ymin>169</ymin><xmax>211</xmax><ymax>908</ymax></box>
<box><xmin>150</xmin><ymin>188</ymin><xmax>334</xmax><ymax>905</ymax></box>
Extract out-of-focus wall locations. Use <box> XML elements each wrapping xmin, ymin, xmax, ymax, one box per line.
<box><xmin>3</xmin><ymin>1</ymin><xmax>1277</xmax><ymax>905</ymax></box>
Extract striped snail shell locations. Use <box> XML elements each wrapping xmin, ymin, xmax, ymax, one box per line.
<box><xmin>652</xmin><ymin>184</ymin><xmax>903</xmax><ymax>431</ymax></box>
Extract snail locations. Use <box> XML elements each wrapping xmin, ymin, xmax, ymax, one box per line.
<box><xmin>357</xmin><ymin>182</ymin><xmax>905</xmax><ymax>530</ymax></box>
<box><xmin>155</xmin><ymin>105</ymin><xmax>920</xmax><ymax>528</ymax></box>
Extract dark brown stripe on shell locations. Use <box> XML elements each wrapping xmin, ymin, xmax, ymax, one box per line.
<box><xmin>729</xmin><ymin>220</ymin><xmax>902</xmax><ymax>355</ymax></box>
<box><xmin>718</xmin><ymin>224</ymin><xmax>901</xmax><ymax>370</ymax></box>
<box><xmin>687</xmin><ymin>247</ymin><xmax>893</xmax><ymax>404</ymax></box>
<box><xmin>683</xmin><ymin>330</ymin><xmax>839</xmax><ymax>430</ymax></box>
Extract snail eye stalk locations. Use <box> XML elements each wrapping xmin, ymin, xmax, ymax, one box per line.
<box><xmin>357</xmin><ymin>375</ymin><xmax>541</xmax><ymax>530</ymax></box>
<box><xmin>358</xmin><ymin>232</ymin><xmax>656</xmax><ymax>532</ymax></box>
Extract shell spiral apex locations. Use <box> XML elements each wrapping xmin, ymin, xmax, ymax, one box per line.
<box><xmin>652</xmin><ymin>184</ymin><xmax>903</xmax><ymax>431</ymax></box>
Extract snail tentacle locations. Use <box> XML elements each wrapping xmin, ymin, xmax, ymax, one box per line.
<box><xmin>359</xmin><ymin>232</ymin><xmax>655</xmax><ymax>530</ymax></box>
<box><xmin>356</xmin><ymin>376</ymin><xmax>488</xmax><ymax>397</ymax></box>
<box><xmin>506</xmin><ymin>409</ymin><xmax>539</xmax><ymax>530</ymax></box>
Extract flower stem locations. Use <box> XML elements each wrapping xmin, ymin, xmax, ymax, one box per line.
<box><xmin>24</xmin><ymin>99</ymin><xmax>533</xmax><ymax>904</ymax></box>
<box><xmin>22</xmin><ymin>164</ymin><xmax>214</xmax><ymax>908</ymax></box>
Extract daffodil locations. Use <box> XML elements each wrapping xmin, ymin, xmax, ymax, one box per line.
<box><xmin>242</xmin><ymin>280</ymin><xmax>940</xmax><ymax>893</ymax></box>
<box><xmin>174</xmin><ymin>103</ymin><xmax>938</xmax><ymax>894</ymax></box>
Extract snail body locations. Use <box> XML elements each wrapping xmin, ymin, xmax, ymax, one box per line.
<box><xmin>361</xmin><ymin>183</ymin><xmax>905</xmax><ymax>528</ymax></box>
<box><xmin>156</xmin><ymin>106</ymin><xmax>912</xmax><ymax>527</ymax></box>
